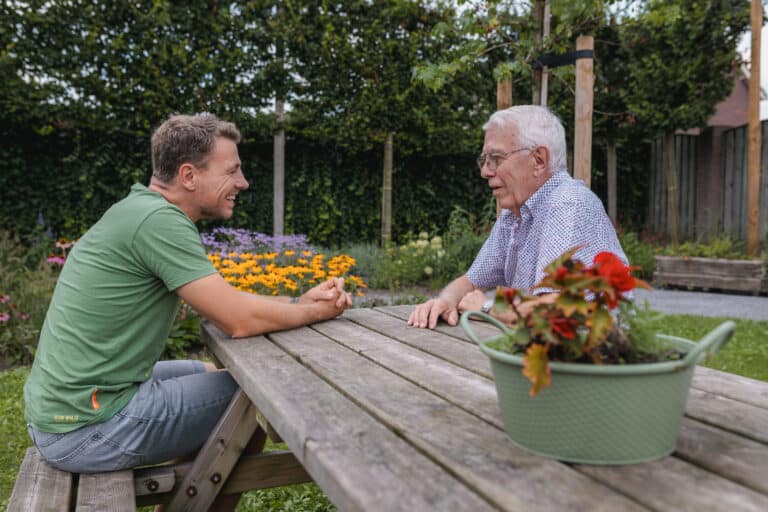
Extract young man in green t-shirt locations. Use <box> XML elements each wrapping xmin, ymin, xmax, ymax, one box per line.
<box><xmin>24</xmin><ymin>113</ymin><xmax>351</xmax><ymax>474</ymax></box>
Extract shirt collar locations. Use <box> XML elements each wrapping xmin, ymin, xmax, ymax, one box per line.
<box><xmin>519</xmin><ymin>170</ymin><xmax>570</xmax><ymax>220</ymax></box>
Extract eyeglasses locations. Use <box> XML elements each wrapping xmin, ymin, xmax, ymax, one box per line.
<box><xmin>477</xmin><ymin>148</ymin><xmax>531</xmax><ymax>171</ymax></box>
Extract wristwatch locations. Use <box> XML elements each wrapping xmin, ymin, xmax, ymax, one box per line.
<box><xmin>481</xmin><ymin>299</ymin><xmax>494</xmax><ymax>314</ymax></box>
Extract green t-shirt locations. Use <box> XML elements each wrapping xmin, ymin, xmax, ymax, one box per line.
<box><xmin>24</xmin><ymin>184</ymin><xmax>217</xmax><ymax>433</ymax></box>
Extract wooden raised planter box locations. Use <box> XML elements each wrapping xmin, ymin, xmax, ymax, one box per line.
<box><xmin>653</xmin><ymin>256</ymin><xmax>768</xmax><ymax>294</ymax></box>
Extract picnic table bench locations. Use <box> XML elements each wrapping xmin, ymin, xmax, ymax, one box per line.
<box><xmin>11</xmin><ymin>304</ymin><xmax>768</xmax><ymax>510</ymax></box>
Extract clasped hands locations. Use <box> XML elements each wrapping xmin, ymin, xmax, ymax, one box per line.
<box><xmin>298</xmin><ymin>277</ymin><xmax>352</xmax><ymax>310</ymax></box>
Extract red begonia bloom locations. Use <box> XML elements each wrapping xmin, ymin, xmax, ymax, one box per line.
<box><xmin>593</xmin><ymin>252</ymin><xmax>636</xmax><ymax>293</ymax></box>
<box><xmin>550</xmin><ymin>315</ymin><xmax>578</xmax><ymax>340</ymax></box>
<box><xmin>554</xmin><ymin>265</ymin><xmax>569</xmax><ymax>281</ymax></box>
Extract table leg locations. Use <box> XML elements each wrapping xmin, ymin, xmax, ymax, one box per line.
<box><xmin>166</xmin><ymin>388</ymin><xmax>260</xmax><ymax>512</ymax></box>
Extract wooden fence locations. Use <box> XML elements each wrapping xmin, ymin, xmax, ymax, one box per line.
<box><xmin>648</xmin><ymin>120</ymin><xmax>768</xmax><ymax>243</ymax></box>
<box><xmin>648</xmin><ymin>134</ymin><xmax>698</xmax><ymax>240</ymax></box>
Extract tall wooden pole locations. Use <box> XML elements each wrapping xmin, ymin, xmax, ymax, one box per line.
<box><xmin>531</xmin><ymin>0</ymin><xmax>543</xmax><ymax>104</ymax></box>
<box><xmin>747</xmin><ymin>0</ymin><xmax>762</xmax><ymax>256</ymax></box>
<box><xmin>273</xmin><ymin>98</ymin><xmax>285</xmax><ymax>236</ymax></box>
<box><xmin>496</xmin><ymin>80</ymin><xmax>512</xmax><ymax>110</ymax></box>
<box><xmin>381</xmin><ymin>132</ymin><xmax>393</xmax><ymax>247</ymax></box>
<box><xmin>495</xmin><ymin>80</ymin><xmax>513</xmax><ymax>218</ymax></box>
<box><xmin>540</xmin><ymin>0</ymin><xmax>551</xmax><ymax>106</ymax></box>
<box><xmin>574</xmin><ymin>35</ymin><xmax>595</xmax><ymax>187</ymax></box>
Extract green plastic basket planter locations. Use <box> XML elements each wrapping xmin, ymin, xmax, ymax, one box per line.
<box><xmin>461</xmin><ymin>311</ymin><xmax>735</xmax><ymax>465</ymax></box>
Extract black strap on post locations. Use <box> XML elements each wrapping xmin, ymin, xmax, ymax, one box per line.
<box><xmin>534</xmin><ymin>49</ymin><xmax>594</xmax><ymax>69</ymax></box>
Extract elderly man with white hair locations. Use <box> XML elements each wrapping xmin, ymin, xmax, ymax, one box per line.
<box><xmin>408</xmin><ymin>105</ymin><xmax>627</xmax><ymax>329</ymax></box>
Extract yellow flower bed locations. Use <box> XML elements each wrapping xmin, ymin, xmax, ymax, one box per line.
<box><xmin>208</xmin><ymin>250</ymin><xmax>367</xmax><ymax>297</ymax></box>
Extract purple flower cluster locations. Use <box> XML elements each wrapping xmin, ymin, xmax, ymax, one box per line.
<box><xmin>201</xmin><ymin>228</ymin><xmax>315</xmax><ymax>255</ymax></box>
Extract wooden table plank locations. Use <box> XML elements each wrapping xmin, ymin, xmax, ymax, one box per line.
<box><xmin>313</xmin><ymin>314</ymin><xmax>768</xmax><ymax>511</ymax></box>
<box><xmin>343</xmin><ymin>308</ymin><xmax>493</xmax><ymax>378</ymax></box>
<box><xmin>270</xmin><ymin>325</ymin><xmax>647</xmax><ymax>512</ymax></box>
<box><xmin>577</xmin><ymin>456</ymin><xmax>768</xmax><ymax>512</ymax></box>
<box><xmin>374</xmin><ymin>304</ymin><xmax>503</xmax><ymax>342</ymax></box>
<box><xmin>313</xmin><ymin>317</ymin><xmax>503</xmax><ymax>428</ymax></box>
<box><xmin>201</xmin><ymin>324</ymin><xmax>495</xmax><ymax>512</ymax></box>
<box><xmin>685</xmin><ymin>388</ymin><xmax>768</xmax><ymax>444</ymax></box>
<box><xmin>691</xmin><ymin>366</ymin><xmax>768</xmax><ymax>409</ymax></box>
<box><xmin>675</xmin><ymin>418</ymin><xmax>768</xmax><ymax>495</ymax></box>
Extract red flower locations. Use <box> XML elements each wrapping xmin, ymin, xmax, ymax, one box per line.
<box><xmin>593</xmin><ymin>252</ymin><xmax>636</xmax><ymax>293</ymax></box>
<box><xmin>554</xmin><ymin>265</ymin><xmax>568</xmax><ymax>282</ymax></box>
<box><xmin>550</xmin><ymin>315</ymin><xmax>578</xmax><ymax>340</ymax></box>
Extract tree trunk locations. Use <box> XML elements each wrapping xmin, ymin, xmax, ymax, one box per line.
<box><xmin>606</xmin><ymin>142</ymin><xmax>617</xmax><ymax>223</ymax></box>
<box><xmin>664</xmin><ymin>131</ymin><xmax>679</xmax><ymax>245</ymax></box>
<box><xmin>381</xmin><ymin>133</ymin><xmax>393</xmax><ymax>247</ymax></box>
<box><xmin>273</xmin><ymin>98</ymin><xmax>285</xmax><ymax>236</ymax></box>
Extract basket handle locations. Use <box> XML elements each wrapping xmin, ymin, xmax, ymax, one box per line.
<box><xmin>680</xmin><ymin>321</ymin><xmax>736</xmax><ymax>367</ymax></box>
<box><xmin>460</xmin><ymin>311</ymin><xmax>511</xmax><ymax>345</ymax></box>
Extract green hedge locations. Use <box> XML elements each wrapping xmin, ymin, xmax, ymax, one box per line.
<box><xmin>1</xmin><ymin>125</ymin><xmax>490</xmax><ymax>247</ymax></box>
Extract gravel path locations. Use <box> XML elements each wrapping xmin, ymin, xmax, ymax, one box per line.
<box><xmin>633</xmin><ymin>288</ymin><xmax>768</xmax><ymax>321</ymax></box>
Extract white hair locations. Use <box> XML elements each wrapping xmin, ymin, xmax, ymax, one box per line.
<box><xmin>483</xmin><ymin>105</ymin><xmax>567</xmax><ymax>172</ymax></box>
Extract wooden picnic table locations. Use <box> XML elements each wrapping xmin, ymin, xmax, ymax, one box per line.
<box><xmin>172</xmin><ymin>305</ymin><xmax>768</xmax><ymax>511</ymax></box>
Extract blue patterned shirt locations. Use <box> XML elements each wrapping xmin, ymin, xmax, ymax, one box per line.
<box><xmin>467</xmin><ymin>171</ymin><xmax>627</xmax><ymax>293</ymax></box>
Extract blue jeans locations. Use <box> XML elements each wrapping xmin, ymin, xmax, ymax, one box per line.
<box><xmin>28</xmin><ymin>360</ymin><xmax>238</xmax><ymax>473</ymax></box>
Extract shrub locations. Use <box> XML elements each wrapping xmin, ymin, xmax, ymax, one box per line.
<box><xmin>661</xmin><ymin>236</ymin><xmax>757</xmax><ymax>260</ymax></box>
<box><xmin>433</xmin><ymin>206</ymin><xmax>490</xmax><ymax>286</ymax></box>
<box><xmin>0</xmin><ymin>232</ymin><xmax>60</xmax><ymax>365</ymax></box>
<box><xmin>341</xmin><ymin>207</ymin><xmax>491</xmax><ymax>291</ymax></box>
<box><xmin>618</xmin><ymin>231</ymin><xmax>656</xmax><ymax>280</ymax></box>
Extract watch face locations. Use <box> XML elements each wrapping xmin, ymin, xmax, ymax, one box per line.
<box><xmin>482</xmin><ymin>299</ymin><xmax>494</xmax><ymax>313</ymax></box>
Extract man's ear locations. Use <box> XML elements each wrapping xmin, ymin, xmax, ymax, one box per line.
<box><xmin>531</xmin><ymin>146</ymin><xmax>550</xmax><ymax>171</ymax></box>
<box><xmin>178</xmin><ymin>163</ymin><xmax>196</xmax><ymax>191</ymax></box>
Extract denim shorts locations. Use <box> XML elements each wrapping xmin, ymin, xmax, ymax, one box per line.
<box><xmin>28</xmin><ymin>360</ymin><xmax>238</xmax><ymax>473</ymax></box>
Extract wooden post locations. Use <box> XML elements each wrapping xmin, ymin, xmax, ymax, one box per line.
<box><xmin>531</xmin><ymin>0</ymin><xmax>544</xmax><ymax>104</ymax></box>
<box><xmin>273</xmin><ymin>98</ymin><xmax>285</xmax><ymax>236</ymax></box>
<box><xmin>747</xmin><ymin>0</ymin><xmax>762</xmax><ymax>256</ymax></box>
<box><xmin>381</xmin><ymin>132</ymin><xmax>393</xmax><ymax>247</ymax></box>
<box><xmin>496</xmin><ymin>79</ymin><xmax>512</xmax><ymax>218</ymax></box>
<box><xmin>574</xmin><ymin>35</ymin><xmax>594</xmax><ymax>187</ymax></box>
<box><xmin>664</xmin><ymin>131</ymin><xmax>680</xmax><ymax>245</ymax></box>
<box><xmin>496</xmin><ymin>80</ymin><xmax>512</xmax><ymax>110</ymax></box>
<box><xmin>540</xmin><ymin>0</ymin><xmax>551</xmax><ymax>106</ymax></box>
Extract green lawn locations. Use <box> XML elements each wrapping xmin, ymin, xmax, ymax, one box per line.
<box><xmin>643</xmin><ymin>314</ymin><xmax>768</xmax><ymax>381</ymax></box>
<box><xmin>1</xmin><ymin>312</ymin><xmax>766</xmax><ymax>509</ymax></box>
